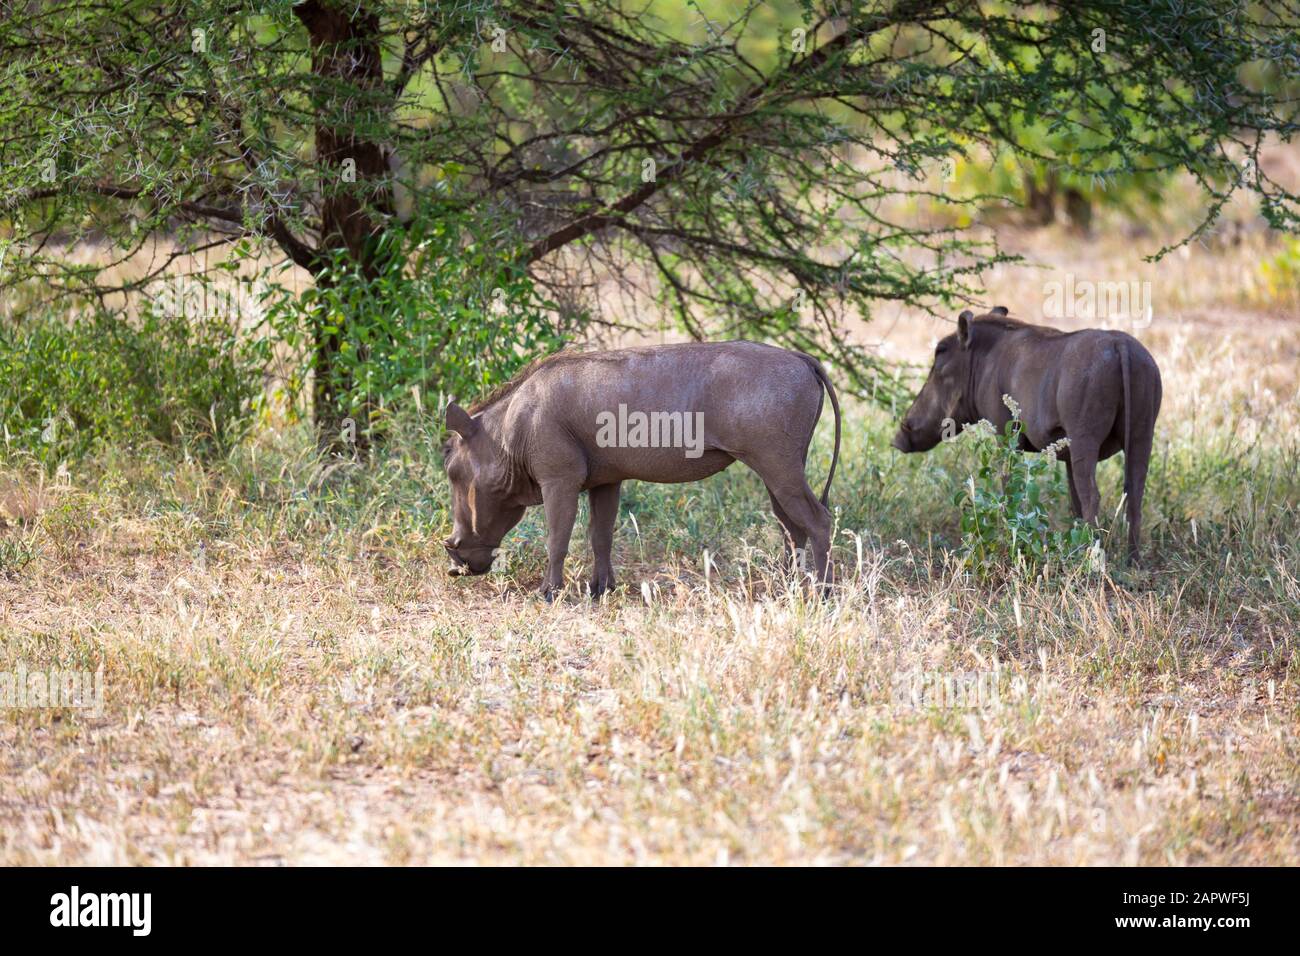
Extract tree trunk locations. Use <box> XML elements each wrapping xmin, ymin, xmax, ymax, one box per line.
<box><xmin>1064</xmin><ymin>187</ymin><xmax>1093</xmax><ymax>235</ymax></box>
<box><xmin>309</xmin><ymin>278</ymin><xmax>354</xmax><ymax>454</ymax></box>
<box><xmin>295</xmin><ymin>1</ymin><xmax>393</xmax><ymax>454</ymax></box>
<box><xmin>1024</xmin><ymin>168</ymin><xmax>1058</xmax><ymax>226</ymax></box>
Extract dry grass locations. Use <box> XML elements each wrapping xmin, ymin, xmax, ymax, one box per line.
<box><xmin>2</xmin><ymin>201</ymin><xmax>1300</xmax><ymax>866</ymax></box>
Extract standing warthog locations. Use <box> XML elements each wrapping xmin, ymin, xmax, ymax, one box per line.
<box><xmin>442</xmin><ymin>342</ymin><xmax>841</xmax><ymax>599</ymax></box>
<box><xmin>893</xmin><ymin>308</ymin><xmax>1162</xmax><ymax>559</ymax></box>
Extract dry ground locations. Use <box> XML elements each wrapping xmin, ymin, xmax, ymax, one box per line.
<box><xmin>2</xmin><ymin>221</ymin><xmax>1299</xmax><ymax>865</ymax></box>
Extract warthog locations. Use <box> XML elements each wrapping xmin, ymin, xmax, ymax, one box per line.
<box><xmin>443</xmin><ymin>342</ymin><xmax>841</xmax><ymax>598</ymax></box>
<box><xmin>893</xmin><ymin>308</ymin><xmax>1162</xmax><ymax>559</ymax></box>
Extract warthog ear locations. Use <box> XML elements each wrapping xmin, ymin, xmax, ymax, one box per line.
<box><xmin>958</xmin><ymin>310</ymin><xmax>974</xmax><ymax>348</ymax></box>
<box><xmin>445</xmin><ymin>402</ymin><xmax>480</xmax><ymax>440</ymax></box>
<box><xmin>990</xmin><ymin>305</ymin><xmax>1009</xmax><ymax>316</ymax></box>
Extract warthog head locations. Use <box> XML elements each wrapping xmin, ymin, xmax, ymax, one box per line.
<box><xmin>893</xmin><ymin>308</ymin><xmax>1005</xmax><ymax>452</ymax></box>
<box><xmin>442</xmin><ymin>403</ymin><xmax>526</xmax><ymax>576</ymax></box>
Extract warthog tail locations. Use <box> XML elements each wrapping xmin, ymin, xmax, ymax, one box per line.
<box><xmin>801</xmin><ymin>354</ymin><xmax>841</xmax><ymax>506</ymax></box>
<box><xmin>1120</xmin><ymin>339</ymin><xmax>1133</xmax><ymax>493</ymax></box>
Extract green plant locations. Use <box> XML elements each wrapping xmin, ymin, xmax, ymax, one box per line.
<box><xmin>0</xmin><ymin>529</ymin><xmax>37</xmax><ymax>576</ymax></box>
<box><xmin>260</xmin><ymin>214</ymin><xmax>568</xmax><ymax>441</ymax></box>
<box><xmin>954</xmin><ymin>397</ymin><xmax>1100</xmax><ymax>580</ymax></box>
<box><xmin>0</xmin><ymin>306</ymin><xmax>260</xmax><ymax>463</ymax></box>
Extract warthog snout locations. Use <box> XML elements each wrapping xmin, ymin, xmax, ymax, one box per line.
<box><xmin>893</xmin><ymin>414</ymin><xmax>938</xmax><ymax>453</ymax></box>
<box><xmin>444</xmin><ymin>538</ymin><xmax>497</xmax><ymax>576</ymax></box>
<box><xmin>892</xmin><ymin>419</ymin><xmax>915</xmax><ymax>452</ymax></box>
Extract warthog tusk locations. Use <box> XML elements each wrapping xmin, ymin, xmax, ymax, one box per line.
<box><xmin>491</xmin><ymin>548</ymin><xmax>502</xmax><ymax>558</ymax></box>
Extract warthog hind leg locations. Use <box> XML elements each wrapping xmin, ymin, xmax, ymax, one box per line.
<box><xmin>766</xmin><ymin>485</ymin><xmax>808</xmax><ymax>570</ymax></box>
<box><xmin>745</xmin><ymin>455</ymin><xmax>832</xmax><ymax>591</ymax></box>
<box><xmin>1122</xmin><ymin>419</ymin><xmax>1155</xmax><ymax>564</ymax></box>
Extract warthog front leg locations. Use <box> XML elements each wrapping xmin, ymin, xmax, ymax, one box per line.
<box><xmin>1066</xmin><ymin>439</ymin><xmax>1102</xmax><ymax>526</ymax></box>
<box><xmin>1063</xmin><ymin>458</ymin><xmax>1083</xmax><ymax>519</ymax></box>
<box><xmin>587</xmin><ymin>482</ymin><xmax>621</xmax><ymax>597</ymax></box>
<box><xmin>540</xmin><ymin>480</ymin><xmax>581</xmax><ymax>601</ymax></box>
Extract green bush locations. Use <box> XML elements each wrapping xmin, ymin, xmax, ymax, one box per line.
<box><xmin>955</xmin><ymin>397</ymin><xmax>1100</xmax><ymax>580</ymax></box>
<box><xmin>261</xmin><ymin>214</ymin><xmax>569</xmax><ymax>434</ymax></box>
<box><xmin>0</xmin><ymin>307</ymin><xmax>260</xmax><ymax>462</ymax></box>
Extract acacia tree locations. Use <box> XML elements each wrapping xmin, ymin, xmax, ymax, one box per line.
<box><xmin>1</xmin><ymin>0</ymin><xmax>1297</xmax><ymax>445</ymax></box>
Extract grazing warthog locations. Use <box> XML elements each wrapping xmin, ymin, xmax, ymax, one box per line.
<box><xmin>443</xmin><ymin>342</ymin><xmax>841</xmax><ymax>599</ymax></box>
<box><xmin>893</xmin><ymin>308</ymin><xmax>1162</xmax><ymax>559</ymax></box>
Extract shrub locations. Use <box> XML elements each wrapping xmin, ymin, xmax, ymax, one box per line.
<box><xmin>260</xmin><ymin>215</ymin><xmax>569</xmax><ymax>436</ymax></box>
<box><xmin>954</xmin><ymin>396</ymin><xmax>1101</xmax><ymax>580</ymax></box>
<box><xmin>0</xmin><ymin>306</ymin><xmax>260</xmax><ymax>462</ymax></box>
